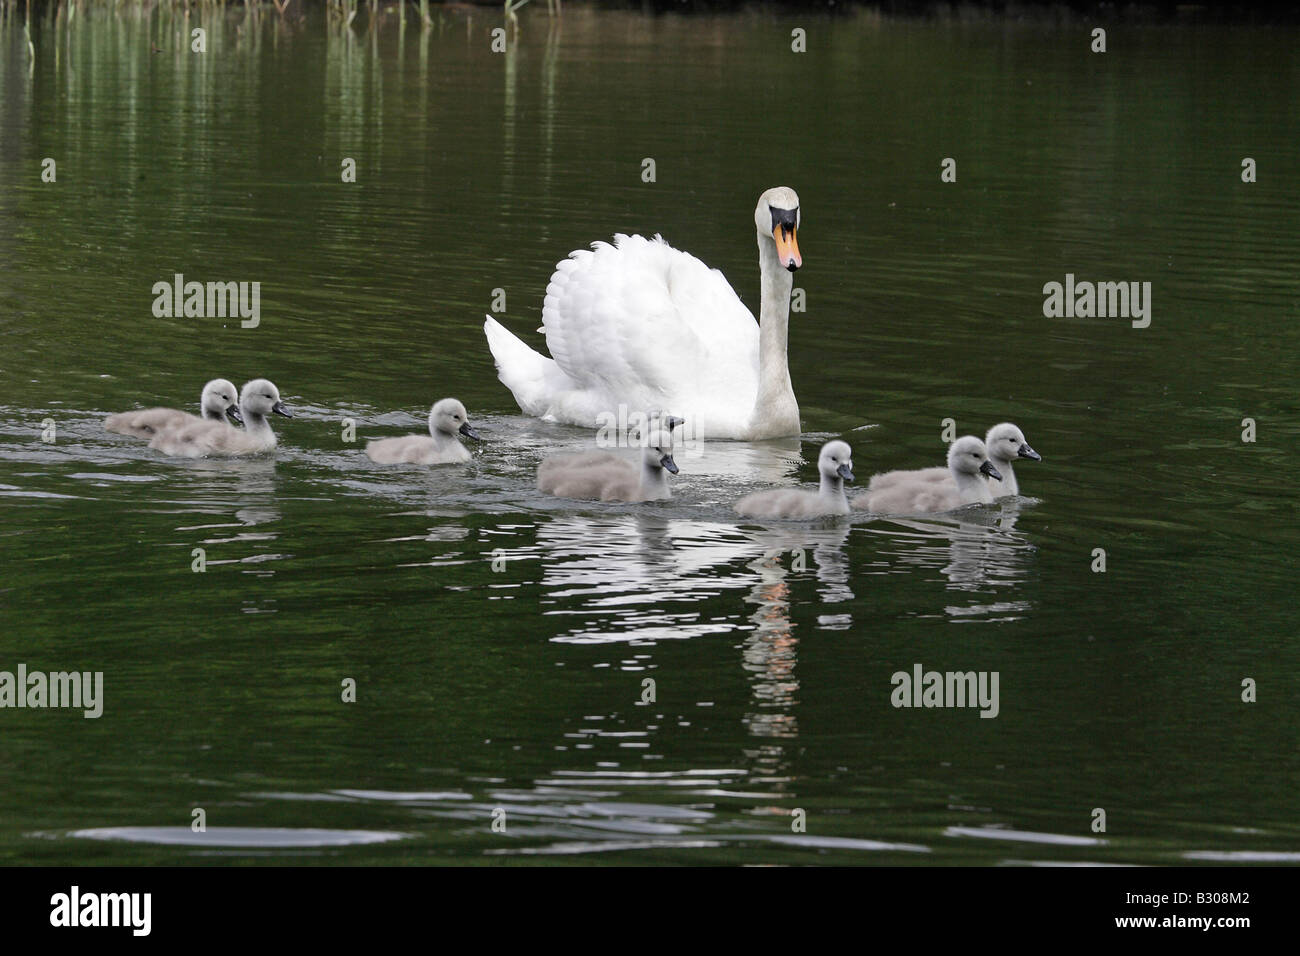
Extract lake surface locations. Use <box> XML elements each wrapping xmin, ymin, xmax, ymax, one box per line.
<box><xmin>1</xmin><ymin>6</ymin><xmax>1298</xmax><ymax>865</ymax></box>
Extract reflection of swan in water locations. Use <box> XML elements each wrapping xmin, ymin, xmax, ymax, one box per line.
<box><xmin>865</xmin><ymin>500</ymin><xmax>1036</xmax><ymax>618</ymax></box>
<box><xmin>535</xmin><ymin>511</ymin><xmax>853</xmax><ymax>646</ymax></box>
<box><xmin>739</xmin><ymin>523</ymin><xmax>852</xmax><ymax>747</ymax></box>
<box><xmin>684</xmin><ymin>435</ymin><xmax>804</xmax><ymax>487</ymax></box>
<box><xmin>537</xmin><ymin>514</ymin><xmax>760</xmax><ymax>644</ymax></box>
<box><xmin>746</xmin><ymin>523</ymin><xmax>853</xmax><ymax>608</ymax></box>
<box><xmin>171</xmin><ymin>459</ymin><xmax>285</xmax><ymax>575</ymax></box>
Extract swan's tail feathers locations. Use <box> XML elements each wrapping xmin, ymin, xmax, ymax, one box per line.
<box><xmin>483</xmin><ymin>315</ymin><xmax>568</xmax><ymax>419</ymax></box>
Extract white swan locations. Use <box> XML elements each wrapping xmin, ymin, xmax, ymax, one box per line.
<box><xmin>483</xmin><ymin>186</ymin><xmax>803</xmax><ymax>440</ymax></box>
<box><xmin>855</xmin><ymin>436</ymin><xmax>1000</xmax><ymax>514</ymax></box>
<box><xmin>862</xmin><ymin>423</ymin><xmax>1040</xmax><ymax>500</ymax></box>
<box><xmin>734</xmin><ymin>440</ymin><xmax>854</xmax><ymax>519</ymax></box>
<box><xmin>105</xmin><ymin>379</ymin><xmax>242</xmax><ymax>438</ymax></box>
<box><xmin>537</xmin><ymin>428</ymin><xmax>679</xmax><ymax>502</ymax></box>
<box><xmin>366</xmin><ymin>399</ymin><xmax>480</xmax><ymax>465</ymax></box>
<box><xmin>148</xmin><ymin>379</ymin><xmax>292</xmax><ymax>458</ymax></box>
<box><xmin>984</xmin><ymin>423</ymin><xmax>1040</xmax><ymax>497</ymax></box>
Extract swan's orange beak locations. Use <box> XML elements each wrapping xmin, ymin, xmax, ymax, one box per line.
<box><xmin>773</xmin><ymin>224</ymin><xmax>801</xmax><ymax>272</ymax></box>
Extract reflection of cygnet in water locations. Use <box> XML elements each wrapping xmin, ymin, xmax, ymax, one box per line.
<box><xmin>855</xmin><ymin>436</ymin><xmax>999</xmax><ymax>514</ymax></box>
<box><xmin>537</xmin><ymin>428</ymin><xmax>678</xmax><ymax>502</ymax></box>
<box><xmin>734</xmin><ymin>441</ymin><xmax>853</xmax><ymax>519</ymax></box>
<box><xmin>366</xmin><ymin>399</ymin><xmax>480</xmax><ymax>465</ymax></box>
<box><xmin>105</xmin><ymin>379</ymin><xmax>242</xmax><ymax>438</ymax></box>
<box><xmin>748</xmin><ymin>522</ymin><xmax>854</xmax><ymax>605</ymax></box>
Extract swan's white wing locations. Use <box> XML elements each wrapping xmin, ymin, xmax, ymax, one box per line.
<box><xmin>542</xmin><ymin>235</ymin><xmax>759</xmax><ymax>411</ymax></box>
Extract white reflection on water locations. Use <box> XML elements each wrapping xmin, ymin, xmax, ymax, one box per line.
<box><xmin>866</xmin><ymin>500</ymin><xmax>1037</xmax><ymax>620</ymax></box>
<box><xmin>741</xmin><ymin>524</ymin><xmax>853</xmax><ymax>744</ymax></box>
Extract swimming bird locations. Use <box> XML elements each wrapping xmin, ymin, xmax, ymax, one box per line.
<box><xmin>862</xmin><ymin>423</ymin><xmax>1040</xmax><ymax>500</ymax></box>
<box><xmin>365</xmin><ymin>399</ymin><xmax>481</xmax><ymax>465</ymax></box>
<box><xmin>537</xmin><ymin>429</ymin><xmax>679</xmax><ymax>502</ymax></box>
<box><xmin>855</xmin><ymin>436</ymin><xmax>1000</xmax><ymax>514</ymax></box>
<box><xmin>983</xmin><ymin>422</ymin><xmax>1040</xmax><ymax>497</ymax></box>
<box><xmin>148</xmin><ymin>379</ymin><xmax>291</xmax><ymax>458</ymax></box>
<box><xmin>484</xmin><ymin>187</ymin><xmax>804</xmax><ymax>440</ymax></box>
<box><xmin>734</xmin><ymin>440</ymin><xmax>854</xmax><ymax>519</ymax></box>
<box><xmin>104</xmin><ymin>379</ymin><xmax>242</xmax><ymax>438</ymax></box>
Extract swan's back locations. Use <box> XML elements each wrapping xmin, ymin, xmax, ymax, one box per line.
<box><xmin>149</xmin><ymin>420</ymin><xmax>274</xmax><ymax>458</ymax></box>
<box><xmin>366</xmin><ymin>435</ymin><xmax>470</xmax><ymax>466</ymax></box>
<box><xmin>536</xmin><ymin>450</ymin><xmax>642</xmax><ymax>502</ymax></box>
<box><xmin>541</xmin><ymin>235</ymin><xmax>760</xmax><ymax>408</ymax></box>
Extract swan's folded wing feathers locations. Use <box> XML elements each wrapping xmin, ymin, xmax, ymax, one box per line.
<box><xmin>540</xmin><ymin>234</ymin><xmax>757</xmax><ymax>411</ymax></box>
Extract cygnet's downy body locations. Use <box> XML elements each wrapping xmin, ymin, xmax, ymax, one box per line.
<box><xmin>149</xmin><ymin>379</ymin><xmax>291</xmax><ymax>458</ymax></box>
<box><xmin>537</xmin><ymin>429</ymin><xmax>679</xmax><ymax>502</ymax></box>
<box><xmin>734</xmin><ymin>440</ymin><xmax>854</xmax><ymax>519</ymax></box>
<box><xmin>366</xmin><ymin>399</ymin><xmax>480</xmax><ymax>465</ymax></box>
<box><xmin>856</xmin><ymin>435</ymin><xmax>1000</xmax><ymax>514</ymax></box>
<box><xmin>858</xmin><ymin>423</ymin><xmax>1040</xmax><ymax>503</ymax></box>
<box><xmin>105</xmin><ymin>379</ymin><xmax>242</xmax><ymax>438</ymax></box>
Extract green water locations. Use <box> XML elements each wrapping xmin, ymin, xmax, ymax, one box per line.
<box><xmin>1</xmin><ymin>6</ymin><xmax>1298</xmax><ymax>865</ymax></box>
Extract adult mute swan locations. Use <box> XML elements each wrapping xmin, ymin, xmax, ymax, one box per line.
<box><xmin>366</xmin><ymin>399</ymin><xmax>481</xmax><ymax>465</ymax></box>
<box><xmin>148</xmin><ymin>379</ymin><xmax>292</xmax><ymax>458</ymax></box>
<box><xmin>537</xmin><ymin>429</ymin><xmax>679</xmax><ymax>503</ymax></box>
<box><xmin>734</xmin><ymin>441</ymin><xmax>854</xmax><ymax>519</ymax></box>
<box><xmin>105</xmin><ymin>379</ymin><xmax>242</xmax><ymax>438</ymax></box>
<box><xmin>483</xmin><ymin>187</ymin><xmax>803</xmax><ymax>441</ymax></box>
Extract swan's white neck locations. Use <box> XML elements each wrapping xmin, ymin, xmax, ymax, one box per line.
<box><xmin>748</xmin><ymin>238</ymin><xmax>800</xmax><ymax>439</ymax></box>
<box><xmin>987</xmin><ymin>455</ymin><xmax>1019</xmax><ymax>496</ymax></box>
<box><xmin>640</xmin><ymin>460</ymin><xmax>670</xmax><ymax>500</ymax></box>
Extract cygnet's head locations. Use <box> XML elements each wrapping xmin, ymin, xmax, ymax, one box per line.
<box><xmin>629</xmin><ymin>411</ymin><xmax>685</xmax><ymax>443</ymax></box>
<box><xmin>948</xmin><ymin>435</ymin><xmax>1001</xmax><ymax>480</ymax></box>
<box><xmin>754</xmin><ymin>186</ymin><xmax>802</xmax><ymax>272</ymax></box>
<box><xmin>240</xmin><ymin>379</ymin><xmax>292</xmax><ymax>419</ymax></box>
<box><xmin>641</xmin><ymin>429</ymin><xmax>678</xmax><ymax>475</ymax></box>
<box><xmin>819</xmin><ymin>440</ymin><xmax>854</xmax><ymax>482</ymax></box>
<box><xmin>202</xmin><ymin>378</ymin><xmax>242</xmax><ymax>424</ymax></box>
<box><xmin>985</xmin><ymin>422</ymin><xmax>1040</xmax><ymax>464</ymax></box>
<box><xmin>429</xmin><ymin>398</ymin><xmax>479</xmax><ymax>440</ymax></box>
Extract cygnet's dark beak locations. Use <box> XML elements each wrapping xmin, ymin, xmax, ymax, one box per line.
<box><xmin>1018</xmin><ymin>442</ymin><xmax>1041</xmax><ymax>461</ymax></box>
<box><xmin>225</xmin><ymin>404</ymin><xmax>244</xmax><ymax>425</ymax></box>
<box><xmin>837</xmin><ymin>462</ymin><xmax>855</xmax><ymax>482</ymax></box>
<box><xmin>665</xmin><ymin>416</ymin><xmax>685</xmax><ymax>432</ymax></box>
<box><xmin>271</xmin><ymin>401</ymin><xmax>293</xmax><ymax>418</ymax></box>
<box><xmin>980</xmin><ymin>460</ymin><xmax>1003</xmax><ymax>480</ymax></box>
<box><xmin>459</xmin><ymin>421</ymin><xmax>482</xmax><ymax>441</ymax></box>
<box><xmin>660</xmin><ymin>454</ymin><xmax>679</xmax><ymax>475</ymax></box>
